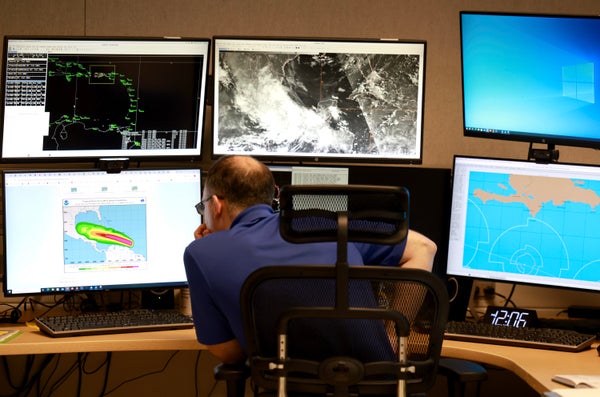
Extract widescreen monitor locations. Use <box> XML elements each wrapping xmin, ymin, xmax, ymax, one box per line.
<box><xmin>2</xmin><ymin>167</ymin><xmax>201</xmax><ymax>296</ymax></box>
<box><xmin>447</xmin><ymin>156</ymin><xmax>600</xmax><ymax>293</ymax></box>
<box><xmin>213</xmin><ymin>37</ymin><xmax>426</xmax><ymax>163</ymax></box>
<box><xmin>461</xmin><ymin>12</ymin><xmax>600</xmax><ymax>150</ymax></box>
<box><xmin>1</xmin><ymin>36</ymin><xmax>210</xmax><ymax>161</ymax></box>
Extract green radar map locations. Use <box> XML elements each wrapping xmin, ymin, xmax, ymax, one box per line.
<box><xmin>63</xmin><ymin>200</ymin><xmax>147</xmax><ymax>267</ymax></box>
<box><xmin>43</xmin><ymin>54</ymin><xmax>203</xmax><ymax>152</ymax></box>
<box><xmin>75</xmin><ymin>222</ymin><xmax>134</xmax><ymax>248</ymax></box>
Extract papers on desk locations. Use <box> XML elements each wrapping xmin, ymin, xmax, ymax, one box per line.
<box><xmin>545</xmin><ymin>389</ymin><xmax>600</xmax><ymax>397</ymax></box>
<box><xmin>552</xmin><ymin>374</ymin><xmax>600</xmax><ymax>389</ymax></box>
<box><xmin>0</xmin><ymin>329</ymin><xmax>21</xmax><ymax>344</ymax></box>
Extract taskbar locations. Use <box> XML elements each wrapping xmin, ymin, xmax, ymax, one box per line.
<box><xmin>40</xmin><ymin>285</ymin><xmax>104</xmax><ymax>293</ymax></box>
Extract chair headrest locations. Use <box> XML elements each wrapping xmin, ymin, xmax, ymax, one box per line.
<box><xmin>279</xmin><ymin>184</ymin><xmax>409</xmax><ymax>245</ymax></box>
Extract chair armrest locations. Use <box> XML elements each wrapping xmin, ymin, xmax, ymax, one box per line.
<box><xmin>438</xmin><ymin>358</ymin><xmax>488</xmax><ymax>382</ymax></box>
<box><xmin>438</xmin><ymin>358</ymin><xmax>488</xmax><ymax>397</ymax></box>
<box><xmin>214</xmin><ymin>363</ymin><xmax>250</xmax><ymax>397</ymax></box>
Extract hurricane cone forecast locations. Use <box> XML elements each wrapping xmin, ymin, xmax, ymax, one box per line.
<box><xmin>75</xmin><ymin>221</ymin><xmax>134</xmax><ymax>248</ymax></box>
<box><xmin>63</xmin><ymin>202</ymin><xmax>147</xmax><ymax>268</ymax></box>
<box><xmin>465</xmin><ymin>172</ymin><xmax>600</xmax><ymax>282</ymax></box>
<box><xmin>43</xmin><ymin>54</ymin><xmax>203</xmax><ymax>152</ymax></box>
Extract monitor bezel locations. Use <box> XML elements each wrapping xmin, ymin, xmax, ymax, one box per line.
<box><xmin>447</xmin><ymin>154</ymin><xmax>600</xmax><ymax>294</ymax></box>
<box><xmin>1</xmin><ymin>166</ymin><xmax>202</xmax><ymax>297</ymax></box>
<box><xmin>211</xmin><ymin>35</ymin><xmax>427</xmax><ymax>165</ymax></box>
<box><xmin>460</xmin><ymin>11</ymin><xmax>600</xmax><ymax>151</ymax></box>
<box><xmin>0</xmin><ymin>35</ymin><xmax>211</xmax><ymax>163</ymax></box>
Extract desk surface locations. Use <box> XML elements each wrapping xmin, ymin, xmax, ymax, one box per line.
<box><xmin>442</xmin><ymin>339</ymin><xmax>600</xmax><ymax>394</ymax></box>
<box><xmin>0</xmin><ymin>323</ymin><xmax>598</xmax><ymax>394</ymax></box>
<box><xmin>0</xmin><ymin>322</ymin><xmax>203</xmax><ymax>356</ymax></box>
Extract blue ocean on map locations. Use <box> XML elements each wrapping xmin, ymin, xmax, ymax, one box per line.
<box><xmin>465</xmin><ymin>171</ymin><xmax>600</xmax><ymax>282</ymax></box>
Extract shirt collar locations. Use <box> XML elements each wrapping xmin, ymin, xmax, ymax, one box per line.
<box><xmin>230</xmin><ymin>204</ymin><xmax>275</xmax><ymax>228</ymax></box>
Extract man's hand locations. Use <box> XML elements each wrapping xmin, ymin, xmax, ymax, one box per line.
<box><xmin>194</xmin><ymin>224</ymin><xmax>212</xmax><ymax>239</ymax></box>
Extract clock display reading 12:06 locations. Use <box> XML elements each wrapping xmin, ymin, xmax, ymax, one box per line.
<box><xmin>483</xmin><ymin>306</ymin><xmax>538</xmax><ymax>328</ymax></box>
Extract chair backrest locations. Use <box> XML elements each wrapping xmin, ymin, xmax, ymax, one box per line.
<box><xmin>241</xmin><ymin>184</ymin><xmax>449</xmax><ymax>396</ymax></box>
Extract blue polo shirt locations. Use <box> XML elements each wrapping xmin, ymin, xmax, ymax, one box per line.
<box><xmin>183</xmin><ymin>204</ymin><xmax>407</xmax><ymax>353</ymax></box>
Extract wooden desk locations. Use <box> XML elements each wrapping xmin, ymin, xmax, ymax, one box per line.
<box><xmin>442</xmin><ymin>339</ymin><xmax>600</xmax><ymax>394</ymax></box>
<box><xmin>0</xmin><ymin>322</ymin><xmax>204</xmax><ymax>356</ymax></box>
<box><xmin>2</xmin><ymin>323</ymin><xmax>598</xmax><ymax>394</ymax></box>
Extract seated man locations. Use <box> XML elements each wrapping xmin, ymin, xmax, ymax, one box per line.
<box><xmin>183</xmin><ymin>155</ymin><xmax>437</xmax><ymax>364</ymax></box>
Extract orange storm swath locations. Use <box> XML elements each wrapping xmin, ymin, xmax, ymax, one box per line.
<box><xmin>75</xmin><ymin>221</ymin><xmax>134</xmax><ymax>248</ymax></box>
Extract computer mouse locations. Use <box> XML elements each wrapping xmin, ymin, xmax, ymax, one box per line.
<box><xmin>10</xmin><ymin>308</ymin><xmax>21</xmax><ymax>323</ymax></box>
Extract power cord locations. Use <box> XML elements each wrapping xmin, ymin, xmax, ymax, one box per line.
<box><xmin>103</xmin><ymin>351</ymin><xmax>180</xmax><ymax>396</ymax></box>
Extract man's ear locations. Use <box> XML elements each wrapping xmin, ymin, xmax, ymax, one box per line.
<box><xmin>211</xmin><ymin>195</ymin><xmax>225</xmax><ymax>217</ymax></box>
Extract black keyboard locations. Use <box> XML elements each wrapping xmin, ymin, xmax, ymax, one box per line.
<box><xmin>35</xmin><ymin>309</ymin><xmax>194</xmax><ymax>337</ymax></box>
<box><xmin>444</xmin><ymin>320</ymin><xmax>597</xmax><ymax>352</ymax></box>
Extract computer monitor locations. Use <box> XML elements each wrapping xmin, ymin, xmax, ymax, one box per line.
<box><xmin>2</xmin><ymin>167</ymin><xmax>201</xmax><ymax>296</ymax></box>
<box><xmin>268</xmin><ymin>164</ymin><xmax>451</xmax><ymax>276</ymax></box>
<box><xmin>447</xmin><ymin>155</ymin><xmax>600</xmax><ymax>293</ymax></box>
<box><xmin>212</xmin><ymin>37</ymin><xmax>426</xmax><ymax>164</ymax></box>
<box><xmin>461</xmin><ymin>12</ymin><xmax>600</xmax><ymax>150</ymax></box>
<box><xmin>1</xmin><ymin>36</ymin><xmax>210</xmax><ymax>161</ymax></box>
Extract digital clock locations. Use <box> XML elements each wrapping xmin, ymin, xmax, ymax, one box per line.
<box><xmin>483</xmin><ymin>306</ymin><xmax>538</xmax><ymax>328</ymax></box>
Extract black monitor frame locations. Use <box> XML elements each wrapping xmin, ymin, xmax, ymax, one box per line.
<box><xmin>2</xmin><ymin>166</ymin><xmax>202</xmax><ymax>297</ymax></box>
<box><xmin>460</xmin><ymin>11</ymin><xmax>600</xmax><ymax>152</ymax></box>
<box><xmin>212</xmin><ymin>36</ymin><xmax>426</xmax><ymax>164</ymax></box>
<box><xmin>0</xmin><ymin>36</ymin><xmax>211</xmax><ymax>163</ymax></box>
<box><xmin>447</xmin><ymin>155</ymin><xmax>600</xmax><ymax>294</ymax></box>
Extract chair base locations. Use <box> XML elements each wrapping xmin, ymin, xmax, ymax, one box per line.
<box><xmin>214</xmin><ymin>363</ymin><xmax>250</xmax><ymax>397</ymax></box>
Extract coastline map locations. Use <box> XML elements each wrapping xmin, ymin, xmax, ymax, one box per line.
<box><xmin>464</xmin><ymin>171</ymin><xmax>600</xmax><ymax>282</ymax></box>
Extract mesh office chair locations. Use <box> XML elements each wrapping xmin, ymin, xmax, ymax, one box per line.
<box><xmin>216</xmin><ymin>184</ymin><xmax>485</xmax><ymax>396</ymax></box>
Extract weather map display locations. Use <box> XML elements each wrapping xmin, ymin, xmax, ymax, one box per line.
<box><xmin>1</xmin><ymin>37</ymin><xmax>210</xmax><ymax>160</ymax></box>
<box><xmin>213</xmin><ymin>37</ymin><xmax>426</xmax><ymax>163</ymax></box>
<box><xmin>447</xmin><ymin>156</ymin><xmax>600</xmax><ymax>293</ymax></box>
<box><xmin>44</xmin><ymin>54</ymin><xmax>198</xmax><ymax>152</ymax></box>
<box><xmin>2</xmin><ymin>168</ymin><xmax>202</xmax><ymax>296</ymax></box>
<box><xmin>63</xmin><ymin>198</ymin><xmax>147</xmax><ymax>271</ymax></box>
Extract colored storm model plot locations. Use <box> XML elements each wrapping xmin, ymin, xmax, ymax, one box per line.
<box><xmin>75</xmin><ymin>222</ymin><xmax>134</xmax><ymax>248</ymax></box>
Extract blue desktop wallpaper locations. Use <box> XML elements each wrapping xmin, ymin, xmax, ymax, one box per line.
<box><xmin>461</xmin><ymin>13</ymin><xmax>600</xmax><ymax>144</ymax></box>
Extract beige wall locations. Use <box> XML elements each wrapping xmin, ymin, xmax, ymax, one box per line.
<box><xmin>2</xmin><ymin>0</ymin><xmax>600</xmax><ymax>168</ymax></box>
<box><xmin>1</xmin><ymin>1</ymin><xmax>599</xmax><ymax>395</ymax></box>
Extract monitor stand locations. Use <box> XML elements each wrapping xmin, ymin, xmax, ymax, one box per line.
<box><xmin>466</xmin><ymin>286</ymin><xmax>538</xmax><ymax>328</ymax></box>
<box><xmin>528</xmin><ymin>143</ymin><xmax>559</xmax><ymax>163</ymax></box>
<box><xmin>97</xmin><ymin>157</ymin><xmax>130</xmax><ymax>173</ymax></box>
<box><xmin>141</xmin><ymin>289</ymin><xmax>175</xmax><ymax>310</ymax></box>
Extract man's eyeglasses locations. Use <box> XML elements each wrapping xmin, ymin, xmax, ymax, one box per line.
<box><xmin>195</xmin><ymin>196</ymin><xmax>214</xmax><ymax>215</ymax></box>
